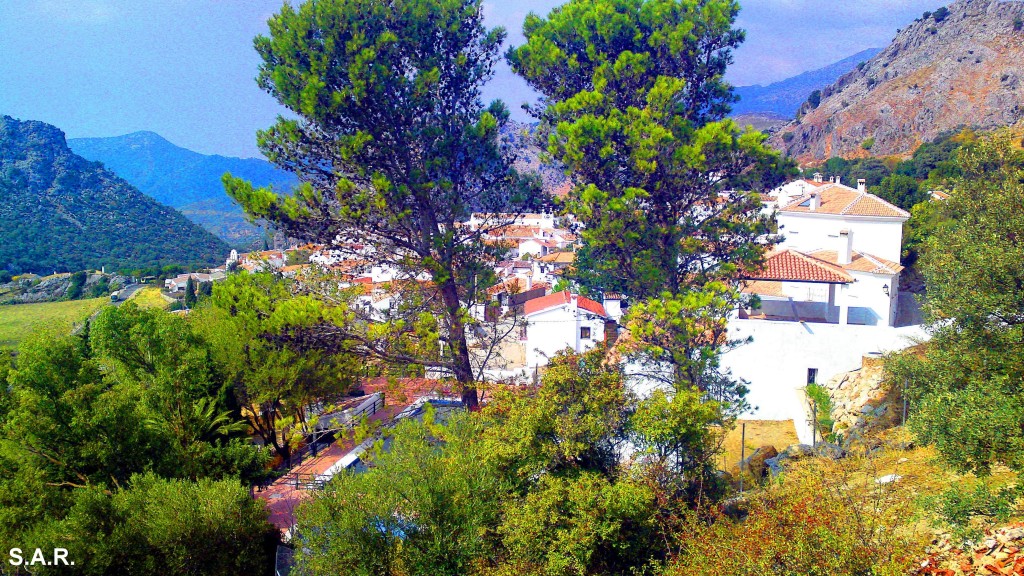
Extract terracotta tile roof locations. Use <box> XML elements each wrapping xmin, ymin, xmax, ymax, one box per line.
<box><xmin>743</xmin><ymin>250</ymin><xmax>853</xmax><ymax>283</ymax></box>
<box><xmin>537</xmin><ymin>251</ymin><xmax>576</xmax><ymax>264</ymax></box>
<box><xmin>808</xmin><ymin>250</ymin><xmax>904</xmax><ymax>275</ymax></box>
<box><xmin>524</xmin><ymin>290</ymin><xmax>608</xmax><ymax>317</ymax></box>
<box><xmin>781</xmin><ymin>184</ymin><xmax>910</xmax><ymax>219</ymax></box>
<box><xmin>741</xmin><ymin>280</ymin><xmax>785</xmax><ymax>297</ymax></box>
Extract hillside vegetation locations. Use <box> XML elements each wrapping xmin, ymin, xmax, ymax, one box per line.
<box><xmin>0</xmin><ymin>116</ymin><xmax>228</xmax><ymax>275</ymax></box>
<box><xmin>69</xmin><ymin>131</ymin><xmax>298</xmax><ymax>246</ymax></box>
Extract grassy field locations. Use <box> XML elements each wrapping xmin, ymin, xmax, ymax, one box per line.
<box><xmin>0</xmin><ymin>297</ymin><xmax>109</xmax><ymax>349</ymax></box>
<box><xmin>129</xmin><ymin>286</ymin><xmax>171</xmax><ymax>310</ymax></box>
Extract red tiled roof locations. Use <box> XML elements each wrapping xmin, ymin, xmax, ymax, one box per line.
<box><xmin>808</xmin><ymin>250</ymin><xmax>904</xmax><ymax>275</ymax></box>
<box><xmin>523</xmin><ymin>290</ymin><xmax>608</xmax><ymax>317</ymax></box>
<box><xmin>781</xmin><ymin>184</ymin><xmax>910</xmax><ymax>219</ymax></box>
<box><xmin>743</xmin><ymin>250</ymin><xmax>853</xmax><ymax>283</ymax></box>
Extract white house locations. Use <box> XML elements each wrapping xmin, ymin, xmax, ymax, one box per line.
<box><xmin>524</xmin><ymin>290</ymin><xmax>610</xmax><ymax>369</ymax></box>
<box><xmin>717</xmin><ymin>176</ymin><xmax>919</xmax><ymax>443</ymax></box>
<box><xmin>776</xmin><ymin>179</ymin><xmax>909</xmax><ymax>263</ymax></box>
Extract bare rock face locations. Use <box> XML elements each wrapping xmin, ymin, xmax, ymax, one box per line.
<box><xmin>825</xmin><ymin>355</ymin><xmax>903</xmax><ymax>439</ymax></box>
<box><xmin>772</xmin><ymin>0</ymin><xmax>1024</xmax><ymax>163</ymax></box>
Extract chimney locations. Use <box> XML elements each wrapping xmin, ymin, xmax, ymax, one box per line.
<box><xmin>813</xmin><ymin>172</ymin><xmax>823</xmax><ymax>183</ymax></box>
<box><xmin>809</xmin><ymin>192</ymin><xmax>820</xmax><ymax>211</ymax></box>
<box><xmin>829</xmin><ymin>176</ymin><xmax>835</xmax><ymax>183</ymax></box>
<box><xmin>603</xmin><ymin>293</ymin><xmax>622</xmax><ymax>321</ymax></box>
<box><xmin>839</xmin><ymin>229</ymin><xmax>853</xmax><ymax>265</ymax></box>
<box><xmin>835</xmin><ymin>176</ymin><xmax>841</xmax><ymax>186</ymax></box>
<box><xmin>857</xmin><ymin>179</ymin><xmax>866</xmax><ymax>193</ymax></box>
<box><xmin>526</xmin><ymin>269</ymin><xmax>533</xmax><ymax>291</ymax></box>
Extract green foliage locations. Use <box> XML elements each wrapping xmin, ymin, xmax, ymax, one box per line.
<box><xmin>0</xmin><ymin>269</ymin><xmax>11</xmax><ymax>283</ymax></box>
<box><xmin>876</xmin><ymin>173</ymin><xmax>926</xmax><ymax>210</ymax></box>
<box><xmin>888</xmin><ymin>131</ymin><xmax>1024</xmax><ymax>477</ymax></box>
<box><xmin>861</xmin><ymin>137</ymin><xmax>875</xmax><ymax>150</ymax></box>
<box><xmin>0</xmin><ymin>116</ymin><xmax>228</xmax><ymax>275</ymax></box>
<box><xmin>933</xmin><ymin>7</ymin><xmax>949</xmax><ymax>22</ymax></box>
<box><xmin>901</xmin><ymin>198</ymin><xmax>946</xmax><ymax>266</ymax></box>
<box><xmin>807</xmin><ymin>89</ymin><xmax>822</xmax><ymax>109</ymax></box>
<box><xmin>30</xmin><ymin>474</ymin><xmax>277</xmax><ymax>576</ymax></box>
<box><xmin>805</xmin><ymin>383</ymin><xmax>836</xmax><ymax>442</ymax></box>
<box><xmin>295</xmin><ymin>348</ymin><xmax>731</xmax><ymax>575</ymax></box>
<box><xmin>510</xmin><ymin>0</ymin><xmax>792</xmax><ymax>301</ymax></box>
<box><xmin>200</xmin><ymin>272</ymin><xmax>359</xmax><ymax>462</ymax></box>
<box><xmin>184</xmin><ymin>275</ymin><xmax>197</xmax><ymax>309</ymax></box>
<box><xmin>929</xmin><ymin>482</ymin><xmax>1021</xmax><ymax>542</ymax></box>
<box><xmin>227</xmin><ymin>0</ymin><xmax>541</xmax><ymax>403</ymax></box>
<box><xmin>66</xmin><ymin>270</ymin><xmax>87</xmax><ymax>300</ymax></box>
<box><xmin>296</xmin><ymin>413</ymin><xmax>505</xmax><ymax>576</ymax></box>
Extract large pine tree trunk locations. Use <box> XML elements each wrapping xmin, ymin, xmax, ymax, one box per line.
<box><xmin>440</xmin><ymin>279</ymin><xmax>479</xmax><ymax>410</ymax></box>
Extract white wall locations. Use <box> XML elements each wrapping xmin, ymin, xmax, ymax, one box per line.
<box><xmin>842</xmin><ymin>271</ymin><xmax>900</xmax><ymax>327</ymax></box>
<box><xmin>525</xmin><ymin>305</ymin><xmax>606</xmax><ymax>368</ymax></box>
<box><xmin>720</xmin><ymin>319</ymin><xmax>928</xmax><ymax>443</ymax></box>
<box><xmin>778</xmin><ymin>212</ymin><xmax>905</xmax><ymax>263</ymax></box>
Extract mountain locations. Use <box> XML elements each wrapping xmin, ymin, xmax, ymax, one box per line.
<box><xmin>732</xmin><ymin>48</ymin><xmax>883</xmax><ymax>119</ymax></box>
<box><xmin>0</xmin><ymin>116</ymin><xmax>229</xmax><ymax>275</ymax></box>
<box><xmin>772</xmin><ymin>0</ymin><xmax>1024</xmax><ymax>163</ymax></box>
<box><xmin>68</xmin><ymin>132</ymin><xmax>297</xmax><ymax>247</ymax></box>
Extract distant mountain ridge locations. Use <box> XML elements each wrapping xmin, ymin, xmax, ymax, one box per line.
<box><xmin>69</xmin><ymin>132</ymin><xmax>297</xmax><ymax>247</ymax></box>
<box><xmin>772</xmin><ymin>0</ymin><xmax>1024</xmax><ymax>162</ymax></box>
<box><xmin>732</xmin><ymin>48</ymin><xmax>883</xmax><ymax>119</ymax></box>
<box><xmin>0</xmin><ymin>116</ymin><xmax>228</xmax><ymax>275</ymax></box>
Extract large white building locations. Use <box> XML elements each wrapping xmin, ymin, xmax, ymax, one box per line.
<box><xmin>719</xmin><ymin>177</ymin><xmax>922</xmax><ymax>443</ymax></box>
<box><xmin>524</xmin><ymin>290</ymin><xmax>610</xmax><ymax>369</ymax></box>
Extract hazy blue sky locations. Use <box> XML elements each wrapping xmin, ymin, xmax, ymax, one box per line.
<box><xmin>0</xmin><ymin>0</ymin><xmax>939</xmax><ymax>158</ymax></box>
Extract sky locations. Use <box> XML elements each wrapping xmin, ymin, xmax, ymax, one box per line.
<box><xmin>0</xmin><ymin>0</ymin><xmax>941</xmax><ymax>159</ymax></box>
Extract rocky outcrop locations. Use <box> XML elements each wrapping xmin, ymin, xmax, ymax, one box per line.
<box><xmin>772</xmin><ymin>0</ymin><xmax>1024</xmax><ymax>163</ymax></box>
<box><xmin>825</xmin><ymin>354</ymin><xmax>903</xmax><ymax>440</ymax></box>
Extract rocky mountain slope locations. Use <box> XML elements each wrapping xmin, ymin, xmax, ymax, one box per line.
<box><xmin>0</xmin><ymin>116</ymin><xmax>228</xmax><ymax>275</ymax></box>
<box><xmin>773</xmin><ymin>0</ymin><xmax>1024</xmax><ymax>163</ymax></box>
<box><xmin>69</xmin><ymin>131</ymin><xmax>297</xmax><ymax>246</ymax></box>
<box><xmin>732</xmin><ymin>48</ymin><xmax>882</xmax><ymax>119</ymax></box>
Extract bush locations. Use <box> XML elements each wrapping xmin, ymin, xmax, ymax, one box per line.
<box><xmin>65</xmin><ymin>270</ymin><xmax>87</xmax><ymax>300</ymax></box>
<box><xmin>926</xmin><ymin>482</ymin><xmax>1022</xmax><ymax>542</ymax></box>
<box><xmin>668</xmin><ymin>459</ymin><xmax>922</xmax><ymax>575</ymax></box>
<box><xmin>806</xmin><ymin>383</ymin><xmax>836</xmax><ymax>442</ymax></box>
<box><xmin>782</xmin><ymin>132</ymin><xmax>795</xmax><ymax>143</ymax></box>
<box><xmin>861</xmin><ymin>138</ymin><xmax>876</xmax><ymax>151</ymax></box>
<box><xmin>1015</xmin><ymin>17</ymin><xmax>1023</xmax><ymax>31</ymax></box>
<box><xmin>0</xmin><ymin>269</ymin><xmax>11</xmax><ymax>284</ymax></box>
<box><xmin>807</xmin><ymin>89</ymin><xmax>822</xmax><ymax>110</ymax></box>
<box><xmin>933</xmin><ymin>7</ymin><xmax>949</xmax><ymax>22</ymax></box>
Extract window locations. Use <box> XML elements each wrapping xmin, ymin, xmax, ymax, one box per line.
<box><xmin>807</xmin><ymin>368</ymin><xmax>818</xmax><ymax>385</ymax></box>
<box><xmin>580</xmin><ymin>326</ymin><xmax>592</xmax><ymax>340</ymax></box>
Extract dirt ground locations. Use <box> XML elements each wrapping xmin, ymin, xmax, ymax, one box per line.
<box><xmin>717</xmin><ymin>419</ymin><xmax>800</xmax><ymax>471</ymax></box>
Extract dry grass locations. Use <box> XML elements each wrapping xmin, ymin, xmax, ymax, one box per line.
<box><xmin>129</xmin><ymin>286</ymin><xmax>171</xmax><ymax>310</ymax></box>
<box><xmin>718</xmin><ymin>419</ymin><xmax>800</xmax><ymax>471</ymax></box>
<box><xmin>0</xmin><ymin>297</ymin><xmax>109</xmax><ymax>348</ymax></box>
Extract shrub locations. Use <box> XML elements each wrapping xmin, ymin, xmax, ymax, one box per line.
<box><xmin>668</xmin><ymin>459</ymin><xmax>922</xmax><ymax>575</ymax></box>
<box><xmin>924</xmin><ymin>482</ymin><xmax>1023</xmax><ymax>542</ymax></box>
<box><xmin>66</xmin><ymin>270</ymin><xmax>87</xmax><ymax>300</ymax></box>
<box><xmin>862</xmin><ymin>138</ymin><xmax>876</xmax><ymax>151</ymax></box>
<box><xmin>0</xmin><ymin>269</ymin><xmax>11</xmax><ymax>283</ymax></box>
<box><xmin>1015</xmin><ymin>17</ymin><xmax>1023</xmax><ymax>31</ymax></box>
<box><xmin>933</xmin><ymin>7</ymin><xmax>949</xmax><ymax>22</ymax></box>
<box><xmin>782</xmin><ymin>132</ymin><xmax>795</xmax><ymax>143</ymax></box>
<box><xmin>805</xmin><ymin>383</ymin><xmax>836</xmax><ymax>442</ymax></box>
<box><xmin>807</xmin><ymin>89</ymin><xmax>822</xmax><ymax>110</ymax></box>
